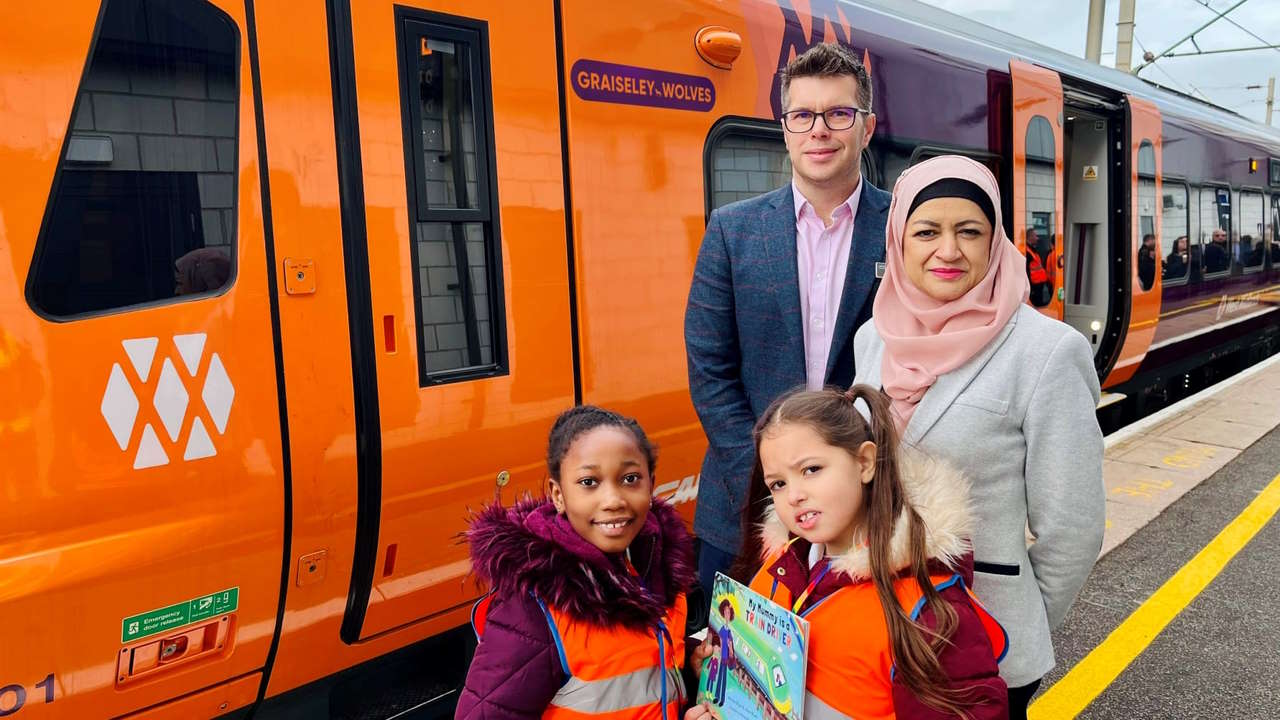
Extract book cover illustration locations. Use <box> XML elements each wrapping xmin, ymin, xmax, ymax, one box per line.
<box><xmin>697</xmin><ymin>572</ymin><xmax>810</xmax><ymax>720</ymax></box>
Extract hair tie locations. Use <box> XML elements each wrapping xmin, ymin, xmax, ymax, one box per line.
<box><xmin>841</xmin><ymin>387</ymin><xmax>858</xmax><ymax>403</ymax></box>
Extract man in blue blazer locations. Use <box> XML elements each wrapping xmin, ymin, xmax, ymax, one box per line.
<box><xmin>684</xmin><ymin>43</ymin><xmax>891</xmax><ymax>593</ymax></box>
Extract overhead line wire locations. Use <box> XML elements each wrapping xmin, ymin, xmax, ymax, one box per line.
<box><xmin>1187</xmin><ymin>0</ymin><xmax>1280</xmax><ymax>56</ymax></box>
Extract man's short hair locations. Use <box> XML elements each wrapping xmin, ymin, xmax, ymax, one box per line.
<box><xmin>780</xmin><ymin>43</ymin><xmax>872</xmax><ymax>112</ymax></box>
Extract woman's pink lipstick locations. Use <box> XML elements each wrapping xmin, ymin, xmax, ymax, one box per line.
<box><xmin>929</xmin><ymin>268</ymin><xmax>965</xmax><ymax>279</ymax></box>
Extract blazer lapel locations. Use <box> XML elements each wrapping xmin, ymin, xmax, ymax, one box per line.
<box><xmin>903</xmin><ymin>311</ymin><xmax>1020</xmax><ymax>446</ymax></box>
<box><xmin>825</xmin><ymin>183</ymin><xmax>887</xmax><ymax>379</ymax></box>
<box><xmin>762</xmin><ymin>189</ymin><xmax>805</xmax><ymax>369</ymax></box>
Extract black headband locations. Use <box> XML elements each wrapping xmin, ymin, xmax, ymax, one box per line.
<box><xmin>907</xmin><ymin>178</ymin><xmax>996</xmax><ymax>227</ymax></box>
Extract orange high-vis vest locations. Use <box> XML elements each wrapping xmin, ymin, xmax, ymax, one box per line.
<box><xmin>473</xmin><ymin>593</ymin><xmax>688</xmax><ymax>720</ymax></box>
<box><xmin>1027</xmin><ymin>250</ymin><xmax>1050</xmax><ymax>284</ymax></box>
<box><xmin>750</xmin><ymin>568</ymin><xmax>1007</xmax><ymax>720</ymax></box>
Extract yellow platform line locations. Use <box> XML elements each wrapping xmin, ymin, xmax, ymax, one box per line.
<box><xmin>1030</xmin><ymin>471</ymin><xmax>1280</xmax><ymax>719</ymax></box>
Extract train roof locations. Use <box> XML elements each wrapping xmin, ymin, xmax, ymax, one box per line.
<box><xmin>847</xmin><ymin>0</ymin><xmax>1280</xmax><ymax>148</ymax></box>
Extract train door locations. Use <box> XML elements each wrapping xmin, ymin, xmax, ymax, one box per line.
<box><xmin>1107</xmin><ymin>96</ymin><xmax>1162</xmax><ymax>384</ymax></box>
<box><xmin>1</xmin><ymin>0</ymin><xmax>285</xmax><ymax>717</ymax></box>
<box><xmin>330</xmin><ymin>1</ymin><xmax>574</xmax><ymax>641</ymax></box>
<box><xmin>1010</xmin><ymin>60</ymin><xmax>1065</xmax><ymax>321</ymax></box>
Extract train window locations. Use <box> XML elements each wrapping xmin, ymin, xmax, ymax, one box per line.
<box><xmin>1200</xmin><ymin>186</ymin><xmax>1231</xmax><ymax>276</ymax></box>
<box><xmin>908</xmin><ymin>146</ymin><xmax>1002</xmax><ymax>182</ymax></box>
<box><xmin>1136</xmin><ymin>141</ymin><xmax>1158</xmax><ymax>291</ymax></box>
<box><xmin>1024</xmin><ymin>115</ymin><xmax>1056</xmax><ymax>307</ymax></box>
<box><xmin>705</xmin><ymin>124</ymin><xmax>878</xmax><ymax>212</ymax></box>
<box><xmin>28</xmin><ymin>0</ymin><xmax>238</xmax><ymax>318</ymax></box>
<box><xmin>708</xmin><ymin>131</ymin><xmax>791</xmax><ymax>210</ymax></box>
<box><xmin>1239</xmin><ymin>191</ymin><xmax>1264</xmax><ymax>270</ymax></box>
<box><xmin>399</xmin><ymin>15</ymin><xmax>505</xmax><ymax>381</ymax></box>
<box><xmin>1273</xmin><ymin>196</ymin><xmax>1280</xmax><ymax>265</ymax></box>
<box><xmin>1161</xmin><ymin>181</ymin><xmax>1189</xmax><ymax>284</ymax></box>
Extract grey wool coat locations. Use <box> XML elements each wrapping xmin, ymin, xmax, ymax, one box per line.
<box><xmin>853</xmin><ymin>304</ymin><xmax>1105</xmax><ymax>688</ymax></box>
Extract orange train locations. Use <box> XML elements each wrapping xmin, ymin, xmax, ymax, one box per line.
<box><xmin>2</xmin><ymin>0</ymin><xmax>1278</xmax><ymax>718</ymax></box>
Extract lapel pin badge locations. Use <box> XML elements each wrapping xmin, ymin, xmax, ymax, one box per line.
<box><xmin>875</xmin><ymin>261</ymin><xmax>886</xmax><ymax>278</ymax></box>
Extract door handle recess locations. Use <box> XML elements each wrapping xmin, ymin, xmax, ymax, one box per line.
<box><xmin>116</xmin><ymin>616</ymin><xmax>233</xmax><ymax>684</ymax></box>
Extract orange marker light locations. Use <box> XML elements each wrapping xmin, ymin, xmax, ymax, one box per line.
<box><xmin>695</xmin><ymin>26</ymin><xmax>741</xmax><ymax>69</ymax></box>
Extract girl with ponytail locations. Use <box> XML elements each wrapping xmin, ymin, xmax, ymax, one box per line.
<box><xmin>691</xmin><ymin>385</ymin><xmax>1008</xmax><ymax>720</ymax></box>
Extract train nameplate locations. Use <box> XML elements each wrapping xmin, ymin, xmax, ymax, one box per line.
<box><xmin>570</xmin><ymin>59</ymin><xmax>714</xmax><ymax>112</ymax></box>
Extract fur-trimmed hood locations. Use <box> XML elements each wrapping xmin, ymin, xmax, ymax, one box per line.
<box><xmin>466</xmin><ymin>496</ymin><xmax>696</xmax><ymax>632</ymax></box>
<box><xmin>759</xmin><ymin>450</ymin><xmax>972</xmax><ymax>580</ymax></box>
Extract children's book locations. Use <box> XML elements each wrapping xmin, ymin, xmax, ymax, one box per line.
<box><xmin>697</xmin><ymin>572</ymin><xmax>810</xmax><ymax>720</ymax></box>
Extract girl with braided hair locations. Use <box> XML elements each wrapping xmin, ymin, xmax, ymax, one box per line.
<box><xmin>458</xmin><ymin>405</ymin><xmax>696</xmax><ymax>720</ymax></box>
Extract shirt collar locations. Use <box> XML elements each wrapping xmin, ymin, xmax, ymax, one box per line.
<box><xmin>792</xmin><ymin>176</ymin><xmax>863</xmax><ymax>222</ymax></box>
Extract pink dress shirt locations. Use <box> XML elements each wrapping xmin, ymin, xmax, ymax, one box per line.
<box><xmin>793</xmin><ymin>179</ymin><xmax>862</xmax><ymax>391</ymax></box>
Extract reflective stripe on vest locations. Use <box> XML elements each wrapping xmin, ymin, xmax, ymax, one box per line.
<box><xmin>804</xmin><ymin>690</ymin><xmax>851</xmax><ymax>720</ymax></box>
<box><xmin>551</xmin><ymin>666</ymin><xmax>684</xmax><ymax>713</ymax></box>
<box><xmin>537</xmin><ymin>593</ymin><xmax>687</xmax><ymax>720</ymax></box>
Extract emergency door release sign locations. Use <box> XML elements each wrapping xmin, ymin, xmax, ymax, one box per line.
<box><xmin>122</xmin><ymin>587</ymin><xmax>239</xmax><ymax>643</ymax></box>
<box><xmin>571</xmin><ymin>59</ymin><xmax>715</xmax><ymax>112</ymax></box>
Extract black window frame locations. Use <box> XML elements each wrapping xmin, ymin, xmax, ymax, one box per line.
<box><xmin>1269</xmin><ymin>157</ymin><xmax>1280</xmax><ymax>188</ymax></box>
<box><xmin>908</xmin><ymin>144</ymin><xmax>1003</xmax><ymax>180</ymax></box>
<box><xmin>1160</xmin><ymin>177</ymin><xmax>1191</xmax><ymax>286</ymax></box>
<box><xmin>25</xmin><ymin>0</ymin><xmax>241</xmax><ymax>322</ymax></box>
<box><xmin>1200</xmin><ymin>182</ymin><xmax>1233</xmax><ymax>280</ymax></box>
<box><xmin>1239</xmin><ymin>186</ymin><xmax>1266</xmax><ymax>273</ymax></box>
<box><xmin>395</xmin><ymin>6</ymin><xmax>508</xmax><ymax>387</ymax></box>
<box><xmin>1135</xmin><ymin>140</ymin><xmax>1158</xmax><ymax>293</ymax></box>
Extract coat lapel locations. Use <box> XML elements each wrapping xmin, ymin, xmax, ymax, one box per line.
<box><xmin>762</xmin><ymin>188</ymin><xmax>805</xmax><ymax>370</ymax></box>
<box><xmin>903</xmin><ymin>310</ymin><xmax>1020</xmax><ymax>446</ymax></box>
<box><xmin>825</xmin><ymin>183</ymin><xmax>887</xmax><ymax>379</ymax></box>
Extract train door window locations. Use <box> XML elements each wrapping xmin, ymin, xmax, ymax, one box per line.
<box><xmin>705</xmin><ymin>122</ymin><xmax>877</xmax><ymax>213</ymax></box>
<box><xmin>1200</xmin><ymin>186</ymin><xmax>1231</xmax><ymax>277</ymax></box>
<box><xmin>399</xmin><ymin>17</ymin><xmax>505</xmax><ymax>382</ymax></box>
<box><xmin>1161</xmin><ymin>181</ymin><xmax>1189</xmax><ymax>285</ymax></box>
<box><xmin>707</xmin><ymin>128</ymin><xmax>790</xmax><ymax>210</ymax></box>
<box><xmin>28</xmin><ymin>0</ymin><xmax>238</xmax><ymax>318</ymax></box>
<box><xmin>1239</xmin><ymin>190</ymin><xmax>1264</xmax><ymax>271</ymax></box>
<box><xmin>1024</xmin><ymin>115</ymin><xmax>1056</xmax><ymax>307</ymax></box>
<box><xmin>1136</xmin><ymin>141</ymin><xmax>1158</xmax><ymax>291</ymax></box>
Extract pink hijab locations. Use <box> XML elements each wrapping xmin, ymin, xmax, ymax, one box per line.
<box><xmin>873</xmin><ymin>155</ymin><xmax>1030</xmax><ymax>432</ymax></box>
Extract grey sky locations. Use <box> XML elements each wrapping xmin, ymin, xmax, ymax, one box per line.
<box><xmin>918</xmin><ymin>0</ymin><xmax>1279</xmax><ymax>126</ymax></box>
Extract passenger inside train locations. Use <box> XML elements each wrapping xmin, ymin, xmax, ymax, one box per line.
<box><xmin>1138</xmin><ymin>233</ymin><xmax>1157</xmax><ymax>290</ymax></box>
<box><xmin>1205</xmin><ymin>227</ymin><xmax>1230</xmax><ymax>273</ymax></box>
<box><xmin>1164</xmin><ymin>235</ymin><xmax>1189</xmax><ymax>279</ymax></box>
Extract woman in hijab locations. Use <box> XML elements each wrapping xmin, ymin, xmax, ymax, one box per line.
<box><xmin>852</xmin><ymin>155</ymin><xmax>1104</xmax><ymax>719</ymax></box>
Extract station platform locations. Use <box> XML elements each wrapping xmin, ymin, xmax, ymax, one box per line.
<box><xmin>1031</xmin><ymin>353</ymin><xmax>1280</xmax><ymax>718</ymax></box>
<box><xmin>1098</xmin><ymin>352</ymin><xmax>1280</xmax><ymax>556</ymax></box>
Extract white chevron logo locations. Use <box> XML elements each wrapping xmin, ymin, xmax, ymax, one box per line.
<box><xmin>100</xmin><ymin>334</ymin><xmax>235</xmax><ymax>470</ymax></box>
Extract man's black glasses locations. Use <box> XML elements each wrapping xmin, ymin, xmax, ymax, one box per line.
<box><xmin>781</xmin><ymin>107</ymin><xmax>868</xmax><ymax>133</ymax></box>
